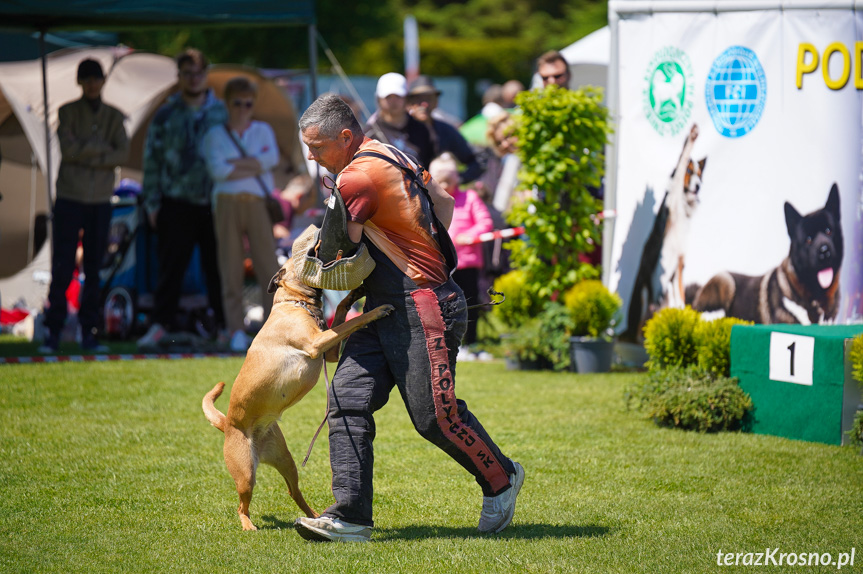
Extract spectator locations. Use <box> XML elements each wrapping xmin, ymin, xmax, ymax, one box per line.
<box><xmin>40</xmin><ymin>58</ymin><xmax>129</xmax><ymax>354</ymax></box>
<box><xmin>501</xmin><ymin>79</ymin><xmax>525</xmax><ymax>108</ymax></box>
<box><xmin>202</xmin><ymin>76</ymin><xmax>280</xmax><ymax>352</ymax></box>
<box><xmin>407</xmin><ymin>75</ymin><xmax>483</xmax><ymax>184</ymax></box>
<box><xmin>458</xmin><ymin>83</ymin><xmax>506</xmax><ymax>148</ymax></box>
<box><xmin>364</xmin><ymin>72</ymin><xmax>434</xmax><ymax>167</ymax></box>
<box><xmin>537</xmin><ymin>50</ymin><xmax>571</xmax><ymax>88</ymax></box>
<box><xmin>481</xmin><ymin>111</ymin><xmax>521</xmax><ymax>213</ymax></box>
<box><xmin>138</xmin><ymin>48</ymin><xmax>228</xmax><ymax>349</ymax></box>
<box><xmin>428</xmin><ymin>153</ymin><xmax>493</xmax><ymax>361</ymax></box>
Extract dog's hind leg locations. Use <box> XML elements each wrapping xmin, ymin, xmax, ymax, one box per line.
<box><xmin>223</xmin><ymin>427</ymin><xmax>258</xmax><ymax>530</ymax></box>
<box><xmin>259</xmin><ymin>423</ymin><xmax>318</xmax><ymax>518</ymax></box>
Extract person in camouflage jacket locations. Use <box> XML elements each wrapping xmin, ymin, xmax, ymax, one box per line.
<box><xmin>138</xmin><ymin>48</ymin><xmax>228</xmax><ymax>348</ymax></box>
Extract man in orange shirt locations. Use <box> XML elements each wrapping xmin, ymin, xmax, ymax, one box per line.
<box><xmin>294</xmin><ymin>94</ymin><xmax>523</xmax><ymax>542</ymax></box>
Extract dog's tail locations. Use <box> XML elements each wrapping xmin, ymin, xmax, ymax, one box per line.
<box><xmin>202</xmin><ymin>382</ymin><xmax>227</xmax><ymax>432</ymax></box>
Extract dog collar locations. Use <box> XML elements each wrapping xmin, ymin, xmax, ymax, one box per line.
<box><xmin>292</xmin><ymin>300</ymin><xmax>327</xmax><ymax>331</ymax></box>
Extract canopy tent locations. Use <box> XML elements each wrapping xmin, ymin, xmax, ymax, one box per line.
<box><xmin>0</xmin><ymin>1</ymin><xmax>315</xmax><ymax>29</ymax></box>
<box><xmin>0</xmin><ymin>0</ymin><xmax>316</xmax><ymax>309</ymax></box>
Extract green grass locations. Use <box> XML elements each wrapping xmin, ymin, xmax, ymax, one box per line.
<box><xmin>1</xmin><ymin>356</ymin><xmax>861</xmax><ymax>573</ymax></box>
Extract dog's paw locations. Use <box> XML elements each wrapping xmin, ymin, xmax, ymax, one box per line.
<box><xmin>371</xmin><ymin>304</ymin><xmax>395</xmax><ymax>318</ymax></box>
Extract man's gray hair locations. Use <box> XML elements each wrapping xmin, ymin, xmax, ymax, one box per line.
<box><xmin>299</xmin><ymin>93</ymin><xmax>363</xmax><ymax>139</ymax></box>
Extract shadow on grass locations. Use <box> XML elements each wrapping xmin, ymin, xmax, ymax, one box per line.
<box><xmin>259</xmin><ymin>515</ymin><xmax>297</xmax><ymax>530</ymax></box>
<box><xmin>257</xmin><ymin>515</ymin><xmax>611</xmax><ymax>540</ymax></box>
<box><xmin>374</xmin><ymin>523</ymin><xmax>611</xmax><ymax>541</ymax></box>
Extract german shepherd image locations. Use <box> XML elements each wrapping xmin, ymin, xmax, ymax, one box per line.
<box><xmin>623</xmin><ymin>124</ymin><xmax>706</xmax><ymax>341</ymax></box>
<box><xmin>692</xmin><ymin>183</ymin><xmax>842</xmax><ymax>324</ymax></box>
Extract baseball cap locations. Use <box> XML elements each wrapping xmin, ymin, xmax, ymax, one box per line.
<box><xmin>407</xmin><ymin>75</ymin><xmax>441</xmax><ymax>97</ymax></box>
<box><xmin>376</xmin><ymin>72</ymin><xmax>407</xmax><ymax>98</ymax></box>
<box><xmin>77</xmin><ymin>59</ymin><xmax>105</xmax><ymax>81</ymax></box>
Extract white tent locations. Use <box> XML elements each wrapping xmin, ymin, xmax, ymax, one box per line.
<box><xmin>530</xmin><ymin>26</ymin><xmax>610</xmax><ymax>97</ymax></box>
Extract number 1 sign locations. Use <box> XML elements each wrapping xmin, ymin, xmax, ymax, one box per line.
<box><xmin>768</xmin><ymin>332</ymin><xmax>815</xmax><ymax>386</ymax></box>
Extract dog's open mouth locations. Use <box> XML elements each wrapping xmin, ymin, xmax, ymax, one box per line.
<box><xmin>817</xmin><ymin>267</ymin><xmax>834</xmax><ymax>289</ymax></box>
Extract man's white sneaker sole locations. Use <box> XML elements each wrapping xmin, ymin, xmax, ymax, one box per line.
<box><xmin>294</xmin><ymin>516</ymin><xmax>371</xmax><ymax>542</ymax></box>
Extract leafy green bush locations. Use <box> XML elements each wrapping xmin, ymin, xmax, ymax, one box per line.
<box><xmin>851</xmin><ymin>334</ymin><xmax>863</xmax><ymax>385</ymax></box>
<box><xmin>643</xmin><ymin>307</ymin><xmax>701</xmax><ymax>371</ymax></box>
<box><xmin>506</xmin><ymin>85</ymin><xmax>611</xmax><ymax>299</ymax></box>
<box><xmin>563</xmin><ymin>280</ymin><xmax>622</xmax><ymax>339</ymax></box>
<box><xmin>491</xmin><ymin>269</ymin><xmax>545</xmax><ymax>332</ymax></box>
<box><xmin>537</xmin><ymin>302</ymin><xmax>572</xmax><ymax>371</ymax></box>
<box><xmin>695</xmin><ymin>317</ymin><xmax>752</xmax><ymax>377</ymax></box>
<box><xmin>501</xmin><ymin>301</ymin><xmax>571</xmax><ymax>371</ymax></box>
<box><xmin>847</xmin><ymin>334</ymin><xmax>863</xmax><ymax>448</ymax></box>
<box><xmin>501</xmin><ymin>317</ymin><xmax>545</xmax><ymax>365</ymax></box>
<box><xmin>626</xmin><ymin>366</ymin><xmax>753</xmax><ymax>432</ymax></box>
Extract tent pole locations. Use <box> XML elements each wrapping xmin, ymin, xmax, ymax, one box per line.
<box><xmin>308</xmin><ymin>23</ymin><xmax>320</xmax><ymax>199</ymax></box>
<box><xmin>39</xmin><ymin>28</ymin><xmax>53</xmax><ymax>260</ymax></box>
<box><xmin>308</xmin><ymin>23</ymin><xmax>318</xmax><ymax>100</ymax></box>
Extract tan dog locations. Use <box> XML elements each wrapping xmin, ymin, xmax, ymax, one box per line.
<box><xmin>202</xmin><ymin>226</ymin><xmax>392</xmax><ymax>531</ymax></box>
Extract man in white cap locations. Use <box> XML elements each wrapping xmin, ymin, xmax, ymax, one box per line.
<box><xmin>364</xmin><ymin>72</ymin><xmax>434</xmax><ymax>168</ymax></box>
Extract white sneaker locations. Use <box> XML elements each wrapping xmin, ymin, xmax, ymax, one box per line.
<box><xmin>478</xmin><ymin>461</ymin><xmax>524</xmax><ymax>533</ymax></box>
<box><xmin>458</xmin><ymin>346</ymin><xmax>476</xmax><ymax>362</ymax></box>
<box><xmin>229</xmin><ymin>330</ymin><xmax>252</xmax><ymax>353</ymax></box>
<box><xmin>137</xmin><ymin>323</ymin><xmax>166</xmax><ymax>349</ymax></box>
<box><xmin>294</xmin><ymin>516</ymin><xmax>372</xmax><ymax>542</ymax></box>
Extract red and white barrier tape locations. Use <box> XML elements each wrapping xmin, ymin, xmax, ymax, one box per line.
<box><xmin>465</xmin><ymin>226</ymin><xmax>525</xmax><ymax>245</ymax></box>
<box><xmin>463</xmin><ymin>210</ymin><xmax>616</xmax><ymax>246</ymax></box>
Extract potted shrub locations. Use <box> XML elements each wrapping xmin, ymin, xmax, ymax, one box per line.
<box><xmin>562</xmin><ymin>280</ymin><xmax>622</xmax><ymax>373</ymax></box>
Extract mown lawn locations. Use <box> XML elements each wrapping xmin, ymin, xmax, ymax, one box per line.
<box><xmin>0</xmin><ymin>356</ymin><xmax>860</xmax><ymax>573</ymax></box>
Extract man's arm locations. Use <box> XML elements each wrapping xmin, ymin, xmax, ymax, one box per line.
<box><xmin>57</xmin><ymin>104</ymin><xmax>111</xmax><ymax>163</ymax></box>
<box><xmin>98</xmin><ymin>110</ymin><xmax>129</xmax><ymax>167</ymax></box>
<box><xmin>425</xmin><ymin>177</ymin><xmax>454</xmax><ymax>229</ymax></box>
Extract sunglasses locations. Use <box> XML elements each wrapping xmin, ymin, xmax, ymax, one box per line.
<box><xmin>541</xmin><ymin>72</ymin><xmax>568</xmax><ymax>83</ymax></box>
<box><xmin>231</xmin><ymin>99</ymin><xmax>255</xmax><ymax>109</ymax></box>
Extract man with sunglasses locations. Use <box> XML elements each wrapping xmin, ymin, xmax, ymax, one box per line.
<box><xmin>139</xmin><ymin>48</ymin><xmax>228</xmax><ymax>349</ymax></box>
<box><xmin>537</xmin><ymin>50</ymin><xmax>572</xmax><ymax>88</ymax></box>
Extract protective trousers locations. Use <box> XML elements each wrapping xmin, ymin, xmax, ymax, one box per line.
<box><xmin>323</xmin><ymin>241</ymin><xmax>515</xmax><ymax>527</ymax></box>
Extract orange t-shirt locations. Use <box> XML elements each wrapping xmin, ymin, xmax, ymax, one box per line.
<box><xmin>336</xmin><ymin>138</ymin><xmax>448</xmax><ymax>287</ymax></box>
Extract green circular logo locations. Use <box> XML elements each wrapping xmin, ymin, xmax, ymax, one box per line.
<box><xmin>643</xmin><ymin>47</ymin><xmax>694</xmax><ymax>136</ymax></box>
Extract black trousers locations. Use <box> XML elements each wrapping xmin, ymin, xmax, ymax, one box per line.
<box><xmin>44</xmin><ymin>198</ymin><xmax>112</xmax><ymax>337</ymax></box>
<box><xmin>152</xmin><ymin>197</ymin><xmax>224</xmax><ymax>330</ymax></box>
<box><xmin>323</xmin><ymin>242</ymin><xmax>515</xmax><ymax>527</ymax></box>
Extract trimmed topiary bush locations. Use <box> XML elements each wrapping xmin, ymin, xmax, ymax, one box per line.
<box><xmin>626</xmin><ymin>366</ymin><xmax>753</xmax><ymax>432</ymax></box>
<box><xmin>695</xmin><ymin>317</ymin><xmax>753</xmax><ymax>377</ymax></box>
<box><xmin>562</xmin><ymin>280</ymin><xmax>622</xmax><ymax>339</ymax></box>
<box><xmin>491</xmin><ymin>269</ymin><xmax>544</xmax><ymax>332</ymax></box>
<box><xmin>643</xmin><ymin>306</ymin><xmax>701</xmax><ymax>371</ymax></box>
<box><xmin>847</xmin><ymin>334</ymin><xmax>863</xmax><ymax>448</ymax></box>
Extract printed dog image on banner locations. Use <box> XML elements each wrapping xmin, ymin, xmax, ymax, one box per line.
<box><xmin>623</xmin><ymin>124</ymin><xmax>706</xmax><ymax>341</ymax></box>
<box><xmin>692</xmin><ymin>184</ymin><xmax>842</xmax><ymax>324</ymax></box>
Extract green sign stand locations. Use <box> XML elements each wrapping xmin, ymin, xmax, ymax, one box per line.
<box><xmin>730</xmin><ymin>324</ymin><xmax>863</xmax><ymax>446</ymax></box>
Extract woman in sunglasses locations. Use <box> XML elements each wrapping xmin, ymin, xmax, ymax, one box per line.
<box><xmin>202</xmin><ymin>76</ymin><xmax>281</xmax><ymax>352</ymax></box>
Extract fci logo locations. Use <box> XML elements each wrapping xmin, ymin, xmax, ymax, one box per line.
<box><xmin>643</xmin><ymin>46</ymin><xmax>695</xmax><ymax>136</ymax></box>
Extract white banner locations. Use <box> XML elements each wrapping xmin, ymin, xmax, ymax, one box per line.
<box><xmin>608</xmin><ymin>5</ymin><xmax>863</xmax><ymax>339</ymax></box>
